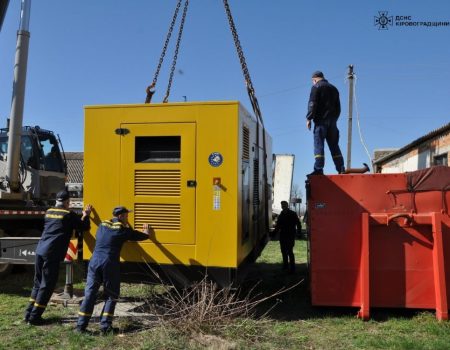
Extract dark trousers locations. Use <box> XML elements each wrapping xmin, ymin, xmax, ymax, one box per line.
<box><xmin>313</xmin><ymin>118</ymin><xmax>344</xmax><ymax>172</ymax></box>
<box><xmin>77</xmin><ymin>258</ymin><xmax>120</xmax><ymax>331</ymax></box>
<box><xmin>25</xmin><ymin>254</ymin><xmax>60</xmax><ymax>321</ymax></box>
<box><xmin>280</xmin><ymin>238</ymin><xmax>295</xmax><ymax>271</ymax></box>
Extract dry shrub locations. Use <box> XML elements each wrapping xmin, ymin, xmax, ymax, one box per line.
<box><xmin>138</xmin><ymin>269</ymin><xmax>303</xmax><ymax>336</ymax></box>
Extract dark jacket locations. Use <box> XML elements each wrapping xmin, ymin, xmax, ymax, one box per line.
<box><xmin>306</xmin><ymin>79</ymin><xmax>341</xmax><ymax>122</ymax></box>
<box><xmin>275</xmin><ymin>208</ymin><xmax>301</xmax><ymax>241</ymax></box>
<box><xmin>36</xmin><ymin>207</ymin><xmax>90</xmax><ymax>261</ymax></box>
<box><xmin>91</xmin><ymin>218</ymin><xmax>148</xmax><ymax>261</ymax></box>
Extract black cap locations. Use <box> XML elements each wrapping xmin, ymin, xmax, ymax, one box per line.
<box><xmin>312</xmin><ymin>71</ymin><xmax>324</xmax><ymax>78</ymax></box>
<box><xmin>112</xmin><ymin>206</ymin><xmax>132</xmax><ymax>216</ymax></box>
<box><xmin>56</xmin><ymin>190</ymin><xmax>70</xmax><ymax>201</ymax></box>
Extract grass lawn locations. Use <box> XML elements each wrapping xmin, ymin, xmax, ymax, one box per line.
<box><xmin>1</xmin><ymin>239</ymin><xmax>450</xmax><ymax>349</ymax></box>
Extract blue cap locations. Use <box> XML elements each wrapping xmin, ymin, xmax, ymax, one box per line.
<box><xmin>56</xmin><ymin>190</ymin><xmax>70</xmax><ymax>201</ymax></box>
<box><xmin>112</xmin><ymin>206</ymin><xmax>132</xmax><ymax>216</ymax></box>
<box><xmin>312</xmin><ymin>71</ymin><xmax>324</xmax><ymax>78</ymax></box>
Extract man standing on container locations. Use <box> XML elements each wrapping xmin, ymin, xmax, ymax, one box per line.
<box><xmin>275</xmin><ymin>201</ymin><xmax>301</xmax><ymax>273</ymax></box>
<box><xmin>25</xmin><ymin>191</ymin><xmax>92</xmax><ymax>325</ymax></box>
<box><xmin>76</xmin><ymin>206</ymin><xmax>150</xmax><ymax>335</ymax></box>
<box><xmin>306</xmin><ymin>71</ymin><xmax>345</xmax><ymax>176</ymax></box>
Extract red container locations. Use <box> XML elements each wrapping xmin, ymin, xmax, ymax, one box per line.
<box><xmin>307</xmin><ymin>167</ymin><xmax>450</xmax><ymax>320</ymax></box>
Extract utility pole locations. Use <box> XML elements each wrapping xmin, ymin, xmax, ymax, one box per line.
<box><xmin>346</xmin><ymin>65</ymin><xmax>354</xmax><ymax>169</ymax></box>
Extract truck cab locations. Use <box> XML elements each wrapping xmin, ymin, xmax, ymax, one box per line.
<box><xmin>0</xmin><ymin>126</ymin><xmax>66</xmax><ymax>202</ymax></box>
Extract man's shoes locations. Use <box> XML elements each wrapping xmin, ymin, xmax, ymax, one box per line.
<box><xmin>27</xmin><ymin>317</ymin><xmax>44</xmax><ymax>326</ymax></box>
<box><xmin>100</xmin><ymin>326</ymin><xmax>118</xmax><ymax>336</ymax></box>
<box><xmin>74</xmin><ymin>327</ymin><xmax>91</xmax><ymax>335</ymax></box>
<box><xmin>74</xmin><ymin>326</ymin><xmax>85</xmax><ymax>333</ymax></box>
<box><xmin>307</xmin><ymin>169</ymin><xmax>323</xmax><ymax>177</ymax></box>
<box><xmin>339</xmin><ymin>166</ymin><xmax>346</xmax><ymax>174</ymax></box>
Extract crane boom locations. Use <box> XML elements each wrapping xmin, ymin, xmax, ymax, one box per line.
<box><xmin>5</xmin><ymin>0</ymin><xmax>31</xmax><ymax>192</ymax></box>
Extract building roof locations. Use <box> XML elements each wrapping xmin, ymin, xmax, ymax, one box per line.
<box><xmin>373</xmin><ymin>149</ymin><xmax>399</xmax><ymax>162</ymax></box>
<box><xmin>65</xmin><ymin>152</ymin><xmax>84</xmax><ymax>184</ymax></box>
<box><xmin>373</xmin><ymin>122</ymin><xmax>450</xmax><ymax>165</ymax></box>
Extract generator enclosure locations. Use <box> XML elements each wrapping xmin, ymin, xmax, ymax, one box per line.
<box><xmin>307</xmin><ymin>167</ymin><xmax>450</xmax><ymax>320</ymax></box>
<box><xmin>84</xmin><ymin>101</ymin><xmax>272</xmax><ymax>282</ymax></box>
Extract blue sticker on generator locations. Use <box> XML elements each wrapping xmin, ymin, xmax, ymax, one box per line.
<box><xmin>208</xmin><ymin>152</ymin><xmax>223</xmax><ymax>167</ymax></box>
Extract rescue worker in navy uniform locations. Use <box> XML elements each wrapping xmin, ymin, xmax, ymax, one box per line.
<box><xmin>76</xmin><ymin>206</ymin><xmax>150</xmax><ymax>334</ymax></box>
<box><xmin>275</xmin><ymin>201</ymin><xmax>301</xmax><ymax>273</ymax></box>
<box><xmin>306</xmin><ymin>70</ymin><xmax>345</xmax><ymax>176</ymax></box>
<box><xmin>25</xmin><ymin>190</ymin><xmax>92</xmax><ymax>325</ymax></box>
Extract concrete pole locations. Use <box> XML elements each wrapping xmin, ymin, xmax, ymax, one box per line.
<box><xmin>346</xmin><ymin>65</ymin><xmax>354</xmax><ymax>170</ymax></box>
<box><xmin>6</xmin><ymin>0</ymin><xmax>31</xmax><ymax>192</ymax></box>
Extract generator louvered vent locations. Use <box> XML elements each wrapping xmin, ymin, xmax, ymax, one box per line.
<box><xmin>242</xmin><ymin>126</ymin><xmax>250</xmax><ymax>160</ymax></box>
<box><xmin>253</xmin><ymin>159</ymin><xmax>260</xmax><ymax>205</ymax></box>
<box><xmin>135</xmin><ymin>170</ymin><xmax>181</xmax><ymax>196</ymax></box>
<box><xmin>134</xmin><ymin>203</ymin><xmax>181</xmax><ymax>230</ymax></box>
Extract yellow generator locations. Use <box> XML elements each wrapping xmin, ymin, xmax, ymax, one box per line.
<box><xmin>84</xmin><ymin>101</ymin><xmax>272</xmax><ymax>285</ymax></box>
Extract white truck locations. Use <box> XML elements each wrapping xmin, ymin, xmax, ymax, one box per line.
<box><xmin>272</xmin><ymin>154</ymin><xmax>295</xmax><ymax>215</ymax></box>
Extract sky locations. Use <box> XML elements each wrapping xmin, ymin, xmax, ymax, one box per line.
<box><xmin>1</xmin><ymin>0</ymin><xmax>449</xmax><ymax>203</ymax></box>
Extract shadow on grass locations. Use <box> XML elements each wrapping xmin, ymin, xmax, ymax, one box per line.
<box><xmin>0</xmin><ymin>265</ymin><xmax>34</xmax><ymax>297</ymax></box>
<box><xmin>0</xmin><ymin>263</ymin><xmax>86</xmax><ymax>297</ymax></box>
<box><xmin>244</xmin><ymin>260</ymin><xmax>426</xmax><ymax>323</ymax></box>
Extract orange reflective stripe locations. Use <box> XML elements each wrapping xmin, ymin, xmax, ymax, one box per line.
<box><xmin>34</xmin><ymin>303</ymin><xmax>46</xmax><ymax>309</ymax></box>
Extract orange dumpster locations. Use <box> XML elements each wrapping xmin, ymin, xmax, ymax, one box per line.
<box><xmin>307</xmin><ymin>166</ymin><xmax>450</xmax><ymax>320</ymax></box>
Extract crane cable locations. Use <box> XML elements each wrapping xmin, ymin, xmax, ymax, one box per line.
<box><xmin>222</xmin><ymin>0</ymin><xmax>270</xmax><ymax>234</ymax></box>
<box><xmin>145</xmin><ymin>0</ymin><xmax>188</xmax><ymax>103</ymax></box>
<box><xmin>163</xmin><ymin>0</ymin><xmax>189</xmax><ymax>103</ymax></box>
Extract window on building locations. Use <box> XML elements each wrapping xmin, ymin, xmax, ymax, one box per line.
<box><xmin>135</xmin><ymin>136</ymin><xmax>181</xmax><ymax>163</ymax></box>
<box><xmin>433</xmin><ymin>153</ymin><xmax>448</xmax><ymax>166</ymax></box>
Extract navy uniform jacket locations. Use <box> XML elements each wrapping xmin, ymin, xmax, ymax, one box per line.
<box><xmin>276</xmin><ymin>208</ymin><xmax>301</xmax><ymax>242</ymax></box>
<box><xmin>91</xmin><ymin>218</ymin><xmax>148</xmax><ymax>262</ymax></box>
<box><xmin>35</xmin><ymin>207</ymin><xmax>90</xmax><ymax>261</ymax></box>
<box><xmin>306</xmin><ymin>79</ymin><xmax>341</xmax><ymax>122</ymax></box>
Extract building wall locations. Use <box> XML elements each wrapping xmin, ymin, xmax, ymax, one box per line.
<box><xmin>378</xmin><ymin>131</ymin><xmax>450</xmax><ymax>173</ymax></box>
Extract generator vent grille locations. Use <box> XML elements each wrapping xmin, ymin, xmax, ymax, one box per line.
<box><xmin>253</xmin><ymin>159</ymin><xmax>260</xmax><ymax>205</ymax></box>
<box><xmin>242</xmin><ymin>126</ymin><xmax>250</xmax><ymax>160</ymax></box>
<box><xmin>135</xmin><ymin>170</ymin><xmax>181</xmax><ymax>196</ymax></box>
<box><xmin>134</xmin><ymin>203</ymin><xmax>181</xmax><ymax>230</ymax></box>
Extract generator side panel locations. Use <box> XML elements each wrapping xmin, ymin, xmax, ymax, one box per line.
<box><xmin>236</xmin><ymin>104</ymin><xmax>273</xmax><ymax>265</ymax></box>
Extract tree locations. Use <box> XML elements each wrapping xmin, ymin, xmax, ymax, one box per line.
<box><xmin>290</xmin><ymin>183</ymin><xmax>305</xmax><ymax>216</ymax></box>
